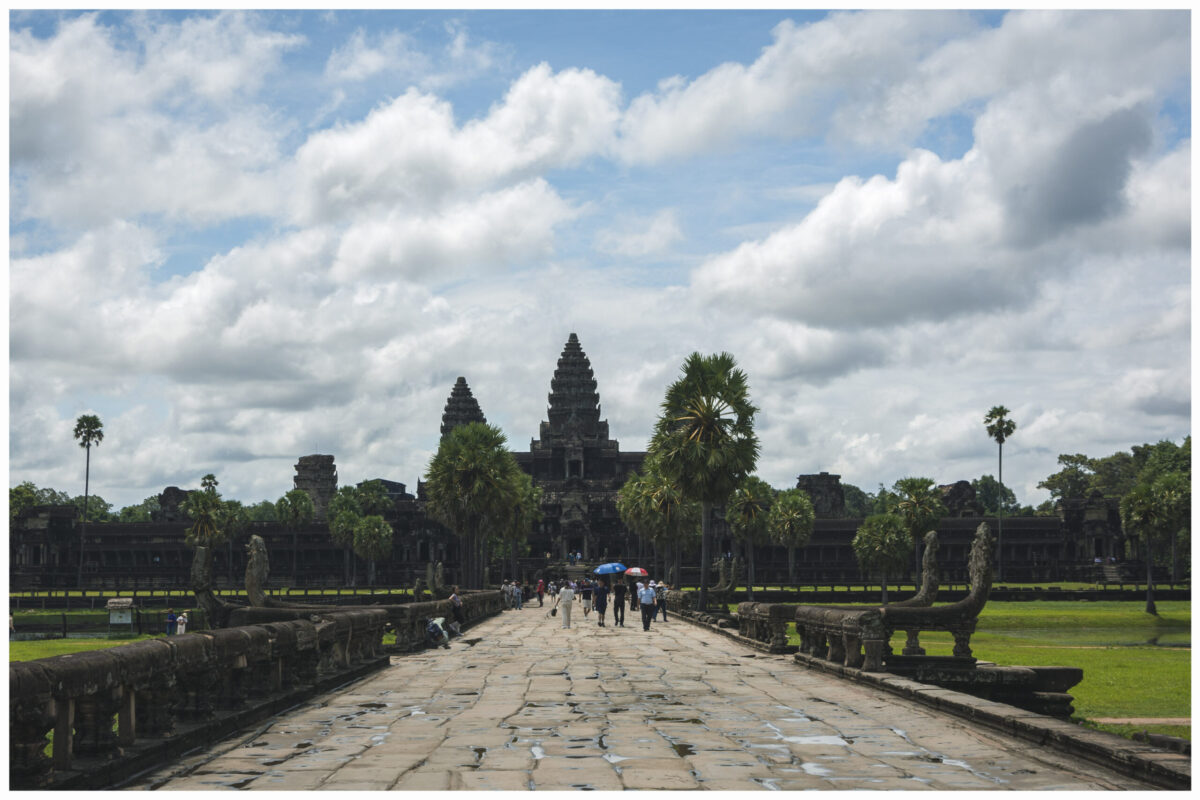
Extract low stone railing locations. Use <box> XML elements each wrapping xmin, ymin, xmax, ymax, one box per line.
<box><xmin>10</xmin><ymin>608</ymin><xmax>389</xmax><ymax>789</ymax></box>
<box><xmin>735</xmin><ymin>602</ymin><xmax>797</xmax><ymax>653</ymax></box>
<box><xmin>226</xmin><ymin>589</ymin><xmax>504</xmax><ymax>652</ymax></box>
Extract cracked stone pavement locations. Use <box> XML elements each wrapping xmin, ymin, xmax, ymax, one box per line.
<box><xmin>132</xmin><ymin>605</ymin><xmax>1153</xmax><ymax>790</ymax></box>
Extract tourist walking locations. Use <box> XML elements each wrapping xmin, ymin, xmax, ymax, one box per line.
<box><xmin>166</xmin><ymin>608</ymin><xmax>177</xmax><ymax>636</ymax></box>
<box><xmin>537</xmin><ymin>578</ymin><xmax>545</xmax><ymax>607</ymax></box>
<box><xmin>554</xmin><ymin>581</ymin><xmax>576</xmax><ymax>628</ymax></box>
<box><xmin>449</xmin><ymin>586</ymin><xmax>465</xmax><ymax>629</ymax></box>
<box><xmin>176</xmin><ymin>611</ymin><xmax>189</xmax><ymax>634</ymax></box>
<box><xmin>637</xmin><ymin>581</ymin><xmax>657</xmax><ymax>631</ymax></box>
<box><xmin>581</xmin><ymin>578</ymin><xmax>594</xmax><ymax>618</ymax></box>
<box><xmin>656</xmin><ymin>581</ymin><xmax>669</xmax><ymax>623</ymax></box>
<box><xmin>594</xmin><ymin>578</ymin><xmax>609</xmax><ymax>627</ymax></box>
<box><xmin>611</xmin><ymin>580</ymin><xmax>626</xmax><ymax>627</ymax></box>
<box><xmin>648</xmin><ymin>580</ymin><xmax>658</xmax><ymax>620</ymax></box>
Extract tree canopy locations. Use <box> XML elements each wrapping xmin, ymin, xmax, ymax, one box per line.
<box><xmin>649</xmin><ymin>351</ymin><xmax>758</xmax><ymax>611</ymax></box>
<box><xmin>851</xmin><ymin>512</ymin><xmax>911</xmax><ymax>603</ymax></box>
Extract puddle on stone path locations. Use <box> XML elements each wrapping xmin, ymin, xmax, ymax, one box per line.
<box><xmin>801</xmin><ymin>762</ymin><xmax>832</xmax><ymax>776</ymax></box>
<box><xmin>228</xmin><ymin>776</ymin><xmax>259</xmax><ymax>789</ymax></box>
<box><xmin>783</xmin><ymin>735</ymin><xmax>849</xmax><ymax>746</ymax></box>
<box><xmin>358</xmin><ymin>702</ymin><xmax>388</xmax><ymax>708</ymax></box>
<box><xmin>293</xmin><ymin>740</ymin><xmax>313</xmax><ymax>749</ymax></box>
<box><xmin>671</xmin><ymin>743</ymin><xmax>697</xmax><ymax>757</ymax></box>
<box><xmin>650</xmin><ymin>717</ymin><xmax>704</xmax><ymax>725</ymax></box>
<box><xmin>531</xmin><ymin>745</ymin><xmax>546</xmax><ymax>760</ymax></box>
<box><xmin>602</xmin><ymin>753</ymin><xmax>630</xmax><ymax>763</ymax></box>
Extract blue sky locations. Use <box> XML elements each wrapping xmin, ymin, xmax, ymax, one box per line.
<box><xmin>9</xmin><ymin>10</ymin><xmax>1191</xmax><ymax>511</ymax></box>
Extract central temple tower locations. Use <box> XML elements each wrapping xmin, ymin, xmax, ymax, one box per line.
<box><xmin>515</xmin><ymin>333</ymin><xmax>645</xmax><ymax>559</ymax></box>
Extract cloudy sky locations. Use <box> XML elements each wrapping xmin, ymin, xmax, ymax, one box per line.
<box><xmin>9</xmin><ymin>10</ymin><xmax>1191</xmax><ymax>511</ymax></box>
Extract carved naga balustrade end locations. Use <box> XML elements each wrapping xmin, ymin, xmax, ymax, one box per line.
<box><xmin>794</xmin><ymin>525</ymin><xmax>993</xmax><ymax>672</ymax></box>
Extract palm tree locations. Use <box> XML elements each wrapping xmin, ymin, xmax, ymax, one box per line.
<box><xmin>328</xmin><ymin>485</ymin><xmax>363</xmax><ymax>586</ymax></box>
<box><xmin>503</xmin><ymin>471</ymin><xmax>542</xmax><ymax>584</ymax></box>
<box><xmin>852</xmin><ymin>513</ymin><xmax>911</xmax><ymax>603</ymax></box>
<box><xmin>353</xmin><ymin>514</ymin><xmax>393</xmax><ymax>587</ymax></box>
<box><xmin>984</xmin><ymin>406</ymin><xmax>1017</xmax><ymax>580</ymax></box>
<box><xmin>890</xmin><ymin>477</ymin><xmax>946</xmax><ymax>585</ymax></box>
<box><xmin>424</xmin><ymin>422</ymin><xmax>520</xmax><ymax>589</ymax></box>
<box><xmin>1121</xmin><ymin>473</ymin><xmax>1189</xmax><ymax>615</ymax></box>
<box><xmin>275</xmin><ymin>489</ymin><xmax>315</xmax><ymax>585</ymax></box>
<box><xmin>768</xmin><ymin>488</ymin><xmax>816</xmax><ymax>584</ymax></box>
<box><xmin>724</xmin><ymin>476</ymin><xmax>774</xmax><ymax>600</ymax></box>
<box><xmin>650</xmin><ymin>352</ymin><xmax>759</xmax><ymax>612</ymax></box>
<box><xmin>73</xmin><ymin>414</ymin><xmax>104</xmax><ymax>586</ymax></box>
<box><xmin>620</xmin><ymin>459</ymin><xmax>700</xmax><ymax>585</ymax></box>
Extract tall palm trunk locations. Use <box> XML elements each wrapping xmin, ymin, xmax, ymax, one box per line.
<box><xmin>1145</xmin><ymin>536</ymin><xmax>1157</xmax><ymax>615</ymax></box>
<box><xmin>881</xmin><ymin>570</ymin><xmax>889</xmax><ymax>604</ymax></box>
<box><xmin>698</xmin><ymin>500</ymin><xmax>713</xmax><ymax>611</ymax></box>
<box><xmin>997</xmin><ymin>442</ymin><xmax>1005</xmax><ymax>581</ymax></box>
<box><xmin>746</xmin><ymin>540</ymin><xmax>756</xmax><ymax>600</ymax></box>
<box><xmin>787</xmin><ymin>545</ymin><xmax>795</xmax><ymax>585</ymax></box>
<box><xmin>77</xmin><ymin>444</ymin><xmax>91</xmax><ymax>586</ymax></box>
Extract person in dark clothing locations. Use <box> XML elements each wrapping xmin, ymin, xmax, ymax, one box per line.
<box><xmin>594</xmin><ymin>578</ymin><xmax>609</xmax><ymax>626</ymax></box>
<box><xmin>611</xmin><ymin>581</ymin><xmax>626</xmax><ymax>627</ymax></box>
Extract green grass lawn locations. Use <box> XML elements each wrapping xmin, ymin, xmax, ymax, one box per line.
<box><xmin>9</xmin><ymin>634</ymin><xmax>160</xmax><ymax>661</ymax></box>
<box><xmin>769</xmin><ymin>600</ymin><xmax>1192</xmax><ymax>741</ymax></box>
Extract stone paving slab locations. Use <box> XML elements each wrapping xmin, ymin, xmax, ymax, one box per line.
<box><xmin>132</xmin><ymin>606</ymin><xmax>1159</xmax><ymax>791</ymax></box>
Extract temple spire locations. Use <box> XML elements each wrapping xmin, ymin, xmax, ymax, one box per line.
<box><xmin>547</xmin><ymin>332</ymin><xmax>601</xmax><ymax>433</ymax></box>
<box><xmin>441</xmin><ymin>377</ymin><xmax>486</xmax><ymax>438</ymax></box>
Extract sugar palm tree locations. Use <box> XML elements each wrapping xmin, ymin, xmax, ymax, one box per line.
<box><xmin>852</xmin><ymin>513</ymin><xmax>911</xmax><ymax>603</ymax></box>
<box><xmin>984</xmin><ymin>406</ymin><xmax>1017</xmax><ymax>580</ymax></box>
<box><xmin>1121</xmin><ymin>472</ymin><xmax>1189</xmax><ymax>615</ymax></box>
<box><xmin>724</xmin><ymin>476</ymin><xmax>774</xmax><ymax>600</ymax></box>
<box><xmin>276</xmin><ymin>489</ymin><xmax>315</xmax><ymax>585</ymax></box>
<box><xmin>651</xmin><ymin>352</ymin><xmax>759</xmax><ymax>612</ymax></box>
<box><xmin>328</xmin><ymin>485</ymin><xmax>363</xmax><ymax>586</ymax></box>
<box><xmin>424</xmin><ymin>422</ymin><xmax>520</xmax><ymax>589</ymax></box>
<box><xmin>768</xmin><ymin>488</ymin><xmax>816</xmax><ymax>584</ymax></box>
<box><xmin>890</xmin><ymin>477</ymin><xmax>946</xmax><ymax>584</ymax></box>
<box><xmin>73</xmin><ymin>414</ymin><xmax>104</xmax><ymax>586</ymax></box>
<box><xmin>353</xmin><ymin>514</ymin><xmax>393</xmax><ymax>587</ymax></box>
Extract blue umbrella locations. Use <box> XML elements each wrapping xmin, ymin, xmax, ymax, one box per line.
<box><xmin>592</xmin><ymin>562</ymin><xmax>627</xmax><ymax>575</ymax></box>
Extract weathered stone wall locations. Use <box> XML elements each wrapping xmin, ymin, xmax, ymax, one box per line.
<box><xmin>10</xmin><ymin>608</ymin><xmax>390</xmax><ymax>790</ymax></box>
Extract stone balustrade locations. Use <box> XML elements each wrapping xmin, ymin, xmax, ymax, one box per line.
<box><xmin>10</xmin><ymin>590</ymin><xmax>504</xmax><ymax>790</ymax></box>
<box><xmin>735</xmin><ymin>602</ymin><xmax>798</xmax><ymax>653</ymax></box>
<box><xmin>11</xmin><ymin>608</ymin><xmax>389</xmax><ymax>789</ymax></box>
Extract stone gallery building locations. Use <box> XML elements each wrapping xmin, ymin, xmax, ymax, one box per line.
<box><xmin>11</xmin><ymin>334</ymin><xmax>1128</xmax><ymax>590</ymax></box>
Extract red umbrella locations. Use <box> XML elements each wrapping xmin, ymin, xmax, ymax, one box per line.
<box><xmin>624</xmin><ymin>567</ymin><xmax>648</xmax><ymax>576</ymax></box>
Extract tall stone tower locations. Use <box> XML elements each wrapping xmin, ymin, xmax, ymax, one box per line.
<box><xmin>440</xmin><ymin>376</ymin><xmax>487</xmax><ymax>438</ymax></box>
<box><xmin>294</xmin><ymin>454</ymin><xmax>337</xmax><ymax>522</ymax></box>
<box><xmin>515</xmin><ymin>333</ymin><xmax>646</xmax><ymax>560</ymax></box>
<box><xmin>795</xmin><ymin>472</ymin><xmax>846</xmax><ymax>518</ymax></box>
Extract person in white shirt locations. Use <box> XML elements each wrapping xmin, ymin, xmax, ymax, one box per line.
<box><xmin>637</xmin><ymin>581</ymin><xmax>658</xmax><ymax>631</ymax></box>
<box><xmin>176</xmin><ymin>611</ymin><xmax>189</xmax><ymax>634</ymax></box>
<box><xmin>554</xmin><ymin>581</ymin><xmax>576</xmax><ymax>628</ymax></box>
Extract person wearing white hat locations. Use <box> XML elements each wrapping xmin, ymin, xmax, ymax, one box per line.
<box><xmin>553</xmin><ymin>581</ymin><xmax>575</xmax><ymax>628</ymax></box>
<box><xmin>637</xmin><ymin>580</ymin><xmax>658</xmax><ymax>631</ymax></box>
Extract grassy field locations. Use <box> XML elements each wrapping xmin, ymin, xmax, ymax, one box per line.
<box><xmin>8</xmin><ymin>634</ymin><xmax>160</xmax><ymax>661</ymax></box>
<box><xmin>775</xmin><ymin>600</ymin><xmax>1191</xmax><ymax>741</ymax></box>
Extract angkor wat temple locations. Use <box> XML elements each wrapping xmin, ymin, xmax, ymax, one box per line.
<box><xmin>11</xmin><ymin>334</ymin><xmax>1131</xmax><ymax>590</ymax></box>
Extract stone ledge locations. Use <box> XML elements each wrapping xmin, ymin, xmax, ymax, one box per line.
<box><xmin>666</xmin><ymin>609</ymin><xmax>1189</xmax><ymax>790</ymax></box>
<box><xmin>790</xmin><ymin>650</ymin><xmax>1190</xmax><ymax>790</ymax></box>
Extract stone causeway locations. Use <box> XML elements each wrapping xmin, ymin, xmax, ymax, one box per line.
<box><xmin>133</xmin><ymin>604</ymin><xmax>1162</xmax><ymax>791</ymax></box>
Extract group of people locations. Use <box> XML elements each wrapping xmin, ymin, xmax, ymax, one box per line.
<box><xmin>165</xmin><ymin>608</ymin><xmax>189</xmax><ymax>635</ymax></box>
<box><xmin>547</xmin><ymin>577</ymin><xmax>670</xmax><ymax>632</ymax></box>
